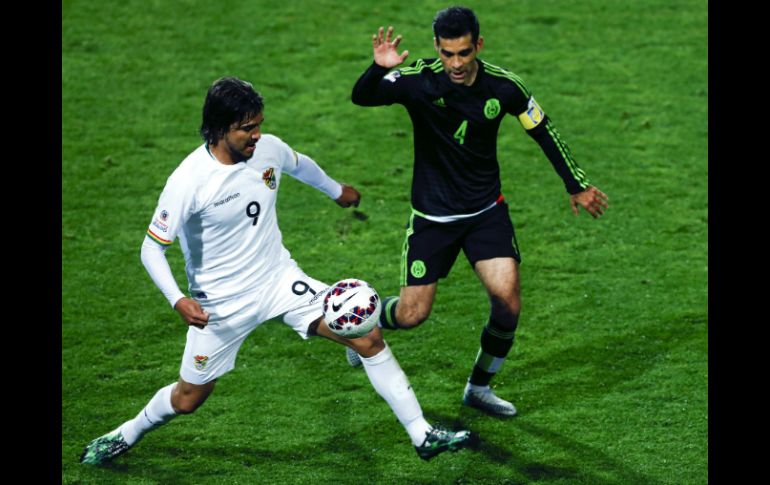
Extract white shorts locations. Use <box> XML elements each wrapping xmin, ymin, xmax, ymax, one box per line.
<box><xmin>179</xmin><ymin>261</ymin><xmax>329</xmax><ymax>384</ymax></box>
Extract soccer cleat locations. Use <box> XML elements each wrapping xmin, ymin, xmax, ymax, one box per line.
<box><xmin>346</xmin><ymin>346</ymin><xmax>362</xmax><ymax>368</ymax></box>
<box><xmin>462</xmin><ymin>383</ymin><xmax>517</xmax><ymax>417</ymax></box>
<box><xmin>414</xmin><ymin>425</ymin><xmax>471</xmax><ymax>461</ymax></box>
<box><xmin>79</xmin><ymin>428</ymin><xmax>131</xmax><ymax>465</ymax></box>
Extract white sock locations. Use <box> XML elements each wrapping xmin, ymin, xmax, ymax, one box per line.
<box><xmin>119</xmin><ymin>382</ymin><xmax>178</xmax><ymax>446</ymax></box>
<box><xmin>360</xmin><ymin>343</ymin><xmax>432</xmax><ymax>446</ymax></box>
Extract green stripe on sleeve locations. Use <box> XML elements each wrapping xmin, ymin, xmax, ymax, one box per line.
<box><xmin>546</xmin><ymin>122</ymin><xmax>589</xmax><ymax>187</ymax></box>
<box><xmin>482</xmin><ymin>61</ymin><xmax>531</xmax><ymax>97</ymax></box>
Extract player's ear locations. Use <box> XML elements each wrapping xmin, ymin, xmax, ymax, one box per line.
<box><xmin>434</xmin><ymin>37</ymin><xmax>439</xmax><ymax>51</ymax></box>
<box><xmin>476</xmin><ymin>36</ymin><xmax>484</xmax><ymax>52</ymax></box>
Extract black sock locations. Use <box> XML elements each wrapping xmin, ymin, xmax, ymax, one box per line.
<box><xmin>469</xmin><ymin>317</ymin><xmax>517</xmax><ymax>386</ymax></box>
<box><xmin>378</xmin><ymin>296</ymin><xmax>401</xmax><ymax>330</ymax></box>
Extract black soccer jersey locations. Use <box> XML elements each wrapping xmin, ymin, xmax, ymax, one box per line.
<box><xmin>352</xmin><ymin>58</ymin><xmax>590</xmax><ymax>216</ymax></box>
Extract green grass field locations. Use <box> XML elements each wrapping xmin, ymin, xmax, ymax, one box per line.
<box><xmin>63</xmin><ymin>0</ymin><xmax>707</xmax><ymax>483</ymax></box>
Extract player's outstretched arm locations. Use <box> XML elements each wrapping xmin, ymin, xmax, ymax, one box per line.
<box><xmin>372</xmin><ymin>26</ymin><xmax>409</xmax><ymax>68</ymax></box>
<box><xmin>335</xmin><ymin>183</ymin><xmax>361</xmax><ymax>208</ymax></box>
<box><xmin>569</xmin><ymin>186</ymin><xmax>609</xmax><ymax>218</ymax></box>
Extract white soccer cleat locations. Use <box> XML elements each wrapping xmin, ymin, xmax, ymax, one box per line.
<box><xmin>346</xmin><ymin>346</ymin><xmax>362</xmax><ymax>368</ymax></box>
<box><xmin>462</xmin><ymin>382</ymin><xmax>517</xmax><ymax>417</ymax></box>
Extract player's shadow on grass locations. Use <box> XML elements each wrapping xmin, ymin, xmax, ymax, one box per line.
<box><xmin>514</xmin><ymin>421</ymin><xmax>667</xmax><ymax>485</ymax></box>
<box><xmin>504</xmin><ymin>316</ymin><xmax>704</xmax><ymax>412</ymax></box>
<box><xmin>428</xmin><ymin>317</ymin><xmax>699</xmax><ymax>484</ymax></box>
<box><xmin>423</xmin><ymin>411</ymin><xmax>666</xmax><ymax>485</ymax></box>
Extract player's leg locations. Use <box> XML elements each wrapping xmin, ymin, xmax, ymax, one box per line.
<box><xmin>81</xmin><ymin>292</ymin><xmax>258</xmax><ymax>465</ymax></box>
<box><xmin>348</xmin><ymin>284</ymin><xmax>435</xmax><ymax>368</ymax></box>
<box><xmin>461</xmin><ymin>257</ymin><xmax>520</xmax><ymax>416</ymax></box>
<box><xmin>373</xmin><ymin>210</ymin><xmax>463</xmax><ymax>332</ymax></box>
<box><xmin>278</xmin><ymin>263</ymin><xmax>470</xmax><ymax>461</ymax></box>
<box><xmin>347</xmin><ymin>213</ymin><xmax>460</xmax><ymax>367</ymax></box>
<box><xmin>347</xmin><ymin>212</ymin><xmax>455</xmax><ymax>367</ymax></box>
<box><xmin>79</xmin><ymin>377</ymin><xmax>216</xmax><ymax>465</ymax></box>
<box><xmin>461</xmin><ymin>203</ymin><xmax>521</xmax><ymax>417</ymax></box>
<box><xmin>313</xmin><ymin>317</ymin><xmax>442</xmax><ymax>447</ymax></box>
<box><xmin>380</xmin><ymin>282</ymin><xmax>438</xmax><ymax>329</ymax></box>
<box><xmin>313</xmin><ymin>320</ymin><xmax>470</xmax><ymax>459</ymax></box>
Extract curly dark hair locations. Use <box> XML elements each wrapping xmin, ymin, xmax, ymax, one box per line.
<box><xmin>200</xmin><ymin>77</ymin><xmax>264</xmax><ymax>145</ymax></box>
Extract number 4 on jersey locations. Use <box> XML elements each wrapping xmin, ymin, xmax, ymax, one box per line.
<box><xmin>453</xmin><ymin>120</ymin><xmax>468</xmax><ymax>145</ymax></box>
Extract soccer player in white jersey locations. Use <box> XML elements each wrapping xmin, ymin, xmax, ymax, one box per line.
<box><xmin>79</xmin><ymin>77</ymin><xmax>470</xmax><ymax>465</ymax></box>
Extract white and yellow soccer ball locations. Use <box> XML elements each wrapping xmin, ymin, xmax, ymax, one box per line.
<box><xmin>322</xmin><ymin>279</ymin><xmax>381</xmax><ymax>338</ymax></box>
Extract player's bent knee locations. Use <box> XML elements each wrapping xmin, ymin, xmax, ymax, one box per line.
<box><xmin>489</xmin><ymin>300</ymin><xmax>520</xmax><ymax>332</ymax></box>
<box><xmin>398</xmin><ymin>306</ymin><xmax>431</xmax><ymax>328</ymax></box>
<box><xmin>489</xmin><ymin>310</ymin><xmax>519</xmax><ymax>332</ymax></box>
<box><xmin>350</xmin><ymin>331</ymin><xmax>386</xmax><ymax>357</ymax></box>
<box><xmin>490</xmin><ymin>295</ymin><xmax>520</xmax><ymax>321</ymax></box>
<box><xmin>172</xmin><ymin>380</ymin><xmax>215</xmax><ymax>414</ymax></box>
<box><xmin>172</xmin><ymin>394</ymin><xmax>208</xmax><ymax>414</ymax></box>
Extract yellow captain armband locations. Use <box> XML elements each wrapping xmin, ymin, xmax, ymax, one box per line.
<box><xmin>517</xmin><ymin>97</ymin><xmax>545</xmax><ymax>130</ymax></box>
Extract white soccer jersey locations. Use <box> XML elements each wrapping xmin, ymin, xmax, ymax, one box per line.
<box><xmin>146</xmin><ymin>134</ymin><xmax>303</xmax><ymax>302</ymax></box>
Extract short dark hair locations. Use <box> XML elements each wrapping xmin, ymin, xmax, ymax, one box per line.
<box><xmin>433</xmin><ymin>6</ymin><xmax>480</xmax><ymax>44</ymax></box>
<box><xmin>200</xmin><ymin>77</ymin><xmax>264</xmax><ymax>145</ymax></box>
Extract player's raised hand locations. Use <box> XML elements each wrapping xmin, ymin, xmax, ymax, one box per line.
<box><xmin>335</xmin><ymin>183</ymin><xmax>361</xmax><ymax>208</ymax></box>
<box><xmin>372</xmin><ymin>26</ymin><xmax>409</xmax><ymax>68</ymax></box>
<box><xmin>174</xmin><ymin>297</ymin><xmax>210</xmax><ymax>328</ymax></box>
<box><xmin>569</xmin><ymin>186</ymin><xmax>609</xmax><ymax>218</ymax></box>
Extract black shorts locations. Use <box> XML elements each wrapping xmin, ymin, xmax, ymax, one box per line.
<box><xmin>400</xmin><ymin>202</ymin><xmax>521</xmax><ymax>286</ymax></box>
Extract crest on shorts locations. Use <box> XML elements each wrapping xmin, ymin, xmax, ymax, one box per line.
<box><xmin>484</xmin><ymin>98</ymin><xmax>501</xmax><ymax>119</ymax></box>
<box><xmin>410</xmin><ymin>260</ymin><xmax>427</xmax><ymax>278</ymax></box>
<box><xmin>263</xmin><ymin>167</ymin><xmax>277</xmax><ymax>189</ymax></box>
<box><xmin>194</xmin><ymin>355</ymin><xmax>209</xmax><ymax>370</ymax></box>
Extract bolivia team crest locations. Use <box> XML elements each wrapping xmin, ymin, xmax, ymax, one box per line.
<box><xmin>194</xmin><ymin>355</ymin><xmax>209</xmax><ymax>370</ymax></box>
<box><xmin>263</xmin><ymin>167</ymin><xmax>277</xmax><ymax>189</ymax></box>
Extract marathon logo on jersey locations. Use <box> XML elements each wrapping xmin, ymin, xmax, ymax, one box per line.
<box><xmin>433</xmin><ymin>97</ymin><xmax>446</xmax><ymax>107</ymax></box>
<box><xmin>194</xmin><ymin>355</ymin><xmax>209</xmax><ymax>370</ymax></box>
<box><xmin>263</xmin><ymin>167</ymin><xmax>277</xmax><ymax>190</ymax></box>
<box><xmin>384</xmin><ymin>70</ymin><xmax>401</xmax><ymax>83</ymax></box>
<box><xmin>214</xmin><ymin>192</ymin><xmax>241</xmax><ymax>207</ymax></box>
<box><xmin>518</xmin><ymin>97</ymin><xmax>545</xmax><ymax>130</ymax></box>
<box><xmin>310</xmin><ymin>286</ymin><xmax>331</xmax><ymax>305</ymax></box>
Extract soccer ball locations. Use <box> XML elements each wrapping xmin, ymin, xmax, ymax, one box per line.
<box><xmin>322</xmin><ymin>279</ymin><xmax>381</xmax><ymax>338</ymax></box>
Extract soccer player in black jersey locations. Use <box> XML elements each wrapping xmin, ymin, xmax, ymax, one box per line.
<box><xmin>346</xmin><ymin>6</ymin><xmax>609</xmax><ymax>417</ymax></box>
